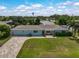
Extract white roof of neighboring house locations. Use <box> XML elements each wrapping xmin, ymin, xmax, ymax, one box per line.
<box><xmin>0</xmin><ymin>20</ymin><xmax>13</xmax><ymax>24</ymax></box>
<box><xmin>75</xmin><ymin>20</ymin><xmax>79</xmax><ymax>22</ymax></box>
<box><xmin>40</xmin><ymin>20</ymin><xmax>53</xmax><ymax>25</ymax></box>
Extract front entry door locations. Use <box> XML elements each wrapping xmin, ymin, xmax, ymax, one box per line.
<box><xmin>45</xmin><ymin>31</ymin><xmax>52</xmax><ymax>35</ymax></box>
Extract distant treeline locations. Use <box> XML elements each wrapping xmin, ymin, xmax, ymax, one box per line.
<box><xmin>0</xmin><ymin>14</ymin><xmax>79</xmax><ymax>21</ymax></box>
<box><xmin>0</xmin><ymin>14</ymin><xmax>79</xmax><ymax>26</ymax></box>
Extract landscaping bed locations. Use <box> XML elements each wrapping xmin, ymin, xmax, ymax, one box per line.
<box><xmin>17</xmin><ymin>37</ymin><xmax>79</xmax><ymax>58</ymax></box>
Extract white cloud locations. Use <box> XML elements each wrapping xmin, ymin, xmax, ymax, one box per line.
<box><xmin>57</xmin><ymin>9</ymin><xmax>62</xmax><ymax>12</ymax></box>
<box><xmin>54</xmin><ymin>1</ymin><xmax>79</xmax><ymax>15</ymax></box>
<box><xmin>16</xmin><ymin>5</ymin><xmax>26</xmax><ymax>9</ymax></box>
<box><xmin>47</xmin><ymin>6</ymin><xmax>54</xmax><ymax>9</ymax></box>
<box><xmin>58</xmin><ymin>6</ymin><xmax>66</xmax><ymax>8</ymax></box>
<box><xmin>59</xmin><ymin>1</ymin><xmax>79</xmax><ymax>6</ymax></box>
<box><xmin>74</xmin><ymin>2</ymin><xmax>79</xmax><ymax>6</ymax></box>
<box><xmin>34</xmin><ymin>6</ymin><xmax>56</xmax><ymax>16</ymax></box>
<box><xmin>1</xmin><ymin>2</ymin><xmax>79</xmax><ymax>16</ymax></box>
<box><xmin>15</xmin><ymin>5</ymin><xmax>31</xmax><ymax>12</ymax></box>
<box><xmin>63</xmin><ymin>1</ymin><xmax>73</xmax><ymax>5</ymax></box>
<box><xmin>31</xmin><ymin>4</ymin><xmax>43</xmax><ymax>8</ymax></box>
<box><xmin>0</xmin><ymin>6</ymin><xmax>6</xmax><ymax>11</ymax></box>
<box><xmin>14</xmin><ymin>4</ymin><xmax>43</xmax><ymax>12</ymax></box>
<box><xmin>58</xmin><ymin>1</ymin><xmax>74</xmax><ymax>6</ymax></box>
<box><xmin>0</xmin><ymin>5</ymin><xmax>7</xmax><ymax>16</ymax></box>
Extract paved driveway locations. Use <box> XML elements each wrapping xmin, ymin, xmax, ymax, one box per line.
<box><xmin>0</xmin><ymin>36</ymin><xmax>55</xmax><ymax>58</ymax></box>
<box><xmin>0</xmin><ymin>37</ymin><xmax>29</xmax><ymax>58</ymax></box>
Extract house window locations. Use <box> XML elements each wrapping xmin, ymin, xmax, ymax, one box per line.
<box><xmin>33</xmin><ymin>30</ymin><xmax>38</xmax><ymax>33</ymax></box>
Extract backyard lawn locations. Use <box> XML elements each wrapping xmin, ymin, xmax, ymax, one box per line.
<box><xmin>17</xmin><ymin>37</ymin><xmax>79</xmax><ymax>58</ymax></box>
<box><xmin>0</xmin><ymin>37</ymin><xmax>10</xmax><ymax>47</ymax></box>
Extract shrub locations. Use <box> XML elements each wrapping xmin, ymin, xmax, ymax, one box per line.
<box><xmin>54</xmin><ymin>30</ymin><xmax>72</xmax><ymax>36</ymax></box>
<box><xmin>0</xmin><ymin>24</ymin><xmax>10</xmax><ymax>39</ymax></box>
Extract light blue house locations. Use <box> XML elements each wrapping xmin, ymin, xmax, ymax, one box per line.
<box><xmin>11</xmin><ymin>25</ymin><xmax>69</xmax><ymax>36</ymax></box>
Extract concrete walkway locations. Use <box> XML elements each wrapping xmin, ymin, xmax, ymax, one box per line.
<box><xmin>0</xmin><ymin>37</ymin><xmax>29</xmax><ymax>58</ymax></box>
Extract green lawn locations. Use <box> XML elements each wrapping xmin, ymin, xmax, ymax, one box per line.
<box><xmin>17</xmin><ymin>37</ymin><xmax>79</xmax><ymax>58</ymax></box>
<box><xmin>0</xmin><ymin>36</ymin><xmax>10</xmax><ymax>47</ymax></box>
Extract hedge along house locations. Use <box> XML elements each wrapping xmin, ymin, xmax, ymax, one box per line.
<box><xmin>11</xmin><ymin>25</ymin><xmax>69</xmax><ymax>36</ymax></box>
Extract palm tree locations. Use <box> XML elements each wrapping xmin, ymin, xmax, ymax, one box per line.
<box><xmin>68</xmin><ymin>15</ymin><xmax>79</xmax><ymax>39</ymax></box>
<box><xmin>68</xmin><ymin>21</ymin><xmax>79</xmax><ymax>39</ymax></box>
<box><xmin>72</xmin><ymin>22</ymin><xmax>79</xmax><ymax>38</ymax></box>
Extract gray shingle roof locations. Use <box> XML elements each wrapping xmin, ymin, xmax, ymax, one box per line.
<box><xmin>11</xmin><ymin>25</ymin><xmax>68</xmax><ymax>31</ymax></box>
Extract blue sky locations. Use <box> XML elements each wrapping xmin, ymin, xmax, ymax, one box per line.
<box><xmin>0</xmin><ymin>0</ymin><xmax>79</xmax><ymax>16</ymax></box>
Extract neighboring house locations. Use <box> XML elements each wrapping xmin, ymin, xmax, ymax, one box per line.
<box><xmin>0</xmin><ymin>20</ymin><xmax>14</xmax><ymax>25</ymax></box>
<box><xmin>11</xmin><ymin>25</ymin><xmax>69</xmax><ymax>36</ymax></box>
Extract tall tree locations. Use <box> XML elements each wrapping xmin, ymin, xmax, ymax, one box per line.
<box><xmin>35</xmin><ymin>17</ymin><xmax>40</xmax><ymax>25</ymax></box>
